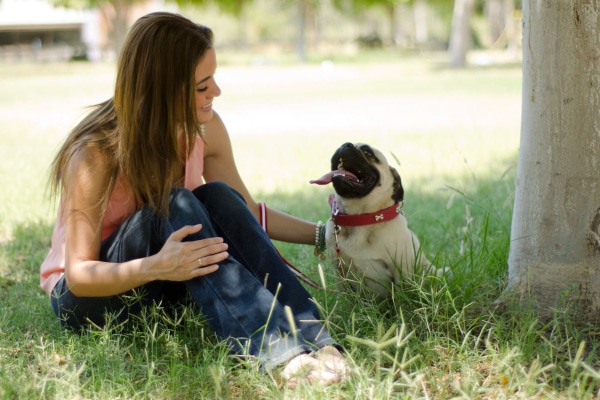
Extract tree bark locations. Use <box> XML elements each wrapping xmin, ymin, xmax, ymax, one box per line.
<box><xmin>383</xmin><ymin>3</ymin><xmax>396</xmax><ymax>46</ymax></box>
<box><xmin>295</xmin><ymin>0</ymin><xmax>308</xmax><ymax>62</ymax></box>
<box><xmin>486</xmin><ymin>0</ymin><xmax>505</xmax><ymax>44</ymax></box>
<box><xmin>413</xmin><ymin>0</ymin><xmax>428</xmax><ymax>45</ymax></box>
<box><xmin>501</xmin><ymin>0</ymin><xmax>600</xmax><ymax>321</ymax></box>
<box><xmin>111</xmin><ymin>0</ymin><xmax>132</xmax><ymax>59</ymax></box>
<box><xmin>504</xmin><ymin>0</ymin><xmax>519</xmax><ymax>53</ymax></box>
<box><xmin>448</xmin><ymin>0</ymin><xmax>475</xmax><ymax>68</ymax></box>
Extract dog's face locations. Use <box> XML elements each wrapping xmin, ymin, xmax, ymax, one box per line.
<box><xmin>312</xmin><ymin>142</ymin><xmax>403</xmax><ymax>207</ymax></box>
<box><xmin>329</xmin><ymin>142</ymin><xmax>403</xmax><ymax>203</ymax></box>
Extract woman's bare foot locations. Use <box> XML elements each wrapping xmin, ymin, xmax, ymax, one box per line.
<box><xmin>279</xmin><ymin>347</ymin><xmax>348</xmax><ymax>388</ymax></box>
<box><xmin>313</xmin><ymin>346</ymin><xmax>349</xmax><ymax>378</ymax></box>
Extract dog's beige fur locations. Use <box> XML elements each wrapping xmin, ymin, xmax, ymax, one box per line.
<box><xmin>312</xmin><ymin>142</ymin><xmax>445</xmax><ymax>298</ymax></box>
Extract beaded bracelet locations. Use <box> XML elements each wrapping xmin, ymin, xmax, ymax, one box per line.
<box><xmin>314</xmin><ymin>221</ymin><xmax>322</xmax><ymax>245</ymax></box>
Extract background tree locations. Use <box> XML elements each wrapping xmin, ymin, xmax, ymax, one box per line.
<box><xmin>176</xmin><ymin>0</ymin><xmax>254</xmax><ymax>48</ymax></box>
<box><xmin>501</xmin><ymin>0</ymin><xmax>600</xmax><ymax>321</ymax></box>
<box><xmin>334</xmin><ymin>0</ymin><xmax>402</xmax><ymax>46</ymax></box>
<box><xmin>52</xmin><ymin>0</ymin><xmax>256</xmax><ymax>58</ymax></box>
<box><xmin>484</xmin><ymin>0</ymin><xmax>520</xmax><ymax>53</ymax></box>
<box><xmin>52</xmin><ymin>0</ymin><xmax>142</xmax><ymax>57</ymax></box>
<box><xmin>332</xmin><ymin>0</ymin><xmax>450</xmax><ymax>47</ymax></box>
<box><xmin>289</xmin><ymin>0</ymin><xmax>317</xmax><ymax>62</ymax></box>
<box><xmin>448</xmin><ymin>0</ymin><xmax>474</xmax><ymax>67</ymax></box>
<box><xmin>186</xmin><ymin>0</ymin><xmax>251</xmax><ymax>14</ymax></box>
<box><xmin>485</xmin><ymin>0</ymin><xmax>504</xmax><ymax>42</ymax></box>
<box><xmin>188</xmin><ymin>0</ymin><xmax>313</xmax><ymax>62</ymax></box>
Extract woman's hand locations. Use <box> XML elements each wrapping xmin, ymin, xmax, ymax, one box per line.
<box><xmin>149</xmin><ymin>224</ymin><xmax>229</xmax><ymax>281</ymax></box>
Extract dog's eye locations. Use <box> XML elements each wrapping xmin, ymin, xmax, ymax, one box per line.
<box><xmin>359</xmin><ymin>145</ymin><xmax>380</xmax><ymax>162</ymax></box>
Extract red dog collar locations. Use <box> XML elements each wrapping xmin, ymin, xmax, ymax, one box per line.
<box><xmin>329</xmin><ymin>194</ymin><xmax>402</xmax><ymax>227</ymax></box>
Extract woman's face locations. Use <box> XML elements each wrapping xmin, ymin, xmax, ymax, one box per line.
<box><xmin>194</xmin><ymin>48</ymin><xmax>221</xmax><ymax>124</ymax></box>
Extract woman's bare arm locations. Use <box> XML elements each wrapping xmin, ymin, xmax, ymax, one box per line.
<box><xmin>62</xmin><ymin>146</ymin><xmax>228</xmax><ymax>297</ymax></box>
<box><xmin>202</xmin><ymin>112</ymin><xmax>316</xmax><ymax>245</ymax></box>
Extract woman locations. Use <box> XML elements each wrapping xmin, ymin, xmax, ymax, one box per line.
<box><xmin>40</xmin><ymin>11</ymin><xmax>346</xmax><ymax>387</ymax></box>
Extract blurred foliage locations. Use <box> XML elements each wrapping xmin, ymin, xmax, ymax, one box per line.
<box><xmin>40</xmin><ymin>0</ymin><xmax>522</xmax><ymax>65</ymax></box>
<box><xmin>175</xmin><ymin>0</ymin><xmax>253</xmax><ymax>17</ymax></box>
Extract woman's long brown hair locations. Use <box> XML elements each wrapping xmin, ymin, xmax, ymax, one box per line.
<box><xmin>49</xmin><ymin>12</ymin><xmax>214</xmax><ymax>217</ymax></box>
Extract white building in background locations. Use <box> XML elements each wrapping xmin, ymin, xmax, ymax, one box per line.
<box><xmin>0</xmin><ymin>0</ymin><xmax>166</xmax><ymax>62</ymax></box>
<box><xmin>0</xmin><ymin>0</ymin><xmax>100</xmax><ymax>61</ymax></box>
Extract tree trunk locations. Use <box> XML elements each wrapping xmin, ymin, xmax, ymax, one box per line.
<box><xmin>448</xmin><ymin>0</ymin><xmax>475</xmax><ymax>68</ymax></box>
<box><xmin>383</xmin><ymin>3</ymin><xmax>396</xmax><ymax>46</ymax></box>
<box><xmin>295</xmin><ymin>0</ymin><xmax>307</xmax><ymax>62</ymax></box>
<box><xmin>486</xmin><ymin>0</ymin><xmax>505</xmax><ymax>44</ymax></box>
<box><xmin>112</xmin><ymin>0</ymin><xmax>132</xmax><ymax>59</ymax></box>
<box><xmin>501</xmin><ymin>0</ymin><xmax>600</xmax><ymax>321</ymax></box>
<box><xmin>235</xmin><ymin>9</ymin><xmax>248</xmax><ymax>50</ymax></box>
<box><xmin>504</xmin><ymin>0</ymin><xmax>519</xmax><ymax>54</ymax></box>
<box><xmin>413</xmin><ymin>0</ymin><xmax>428</xmax><ymax>45</ymax></box>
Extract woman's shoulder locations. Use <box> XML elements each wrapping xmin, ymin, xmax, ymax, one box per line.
<box><xmin>72</xmin><ymin>139</ymin><xmax>111</xmax><ymax>165</ymax></box>
<box><xmin>206</xmin><ymin>110</ymin><xmax>225</xmax><ymax>131</ymax></box>
<box><xmin>203</xmin><ymin>111</ymin><xmax>231</xmax><ymax>154</ymax></box>
<box><xmin>64</xmin><ymin>141</ymin><xmax>114</xmax><ymax>186</ymax></box>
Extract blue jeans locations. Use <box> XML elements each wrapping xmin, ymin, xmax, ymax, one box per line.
<box><xmin>51</xmin><ymin>182</ymin><xmax>337</xmax><ymax>369</ymax></box>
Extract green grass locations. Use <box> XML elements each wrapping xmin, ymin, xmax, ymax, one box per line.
<box><xmin>2</xmin><ymin>53</ymin><xmax>600</xmax><ymax>399</ymax></box>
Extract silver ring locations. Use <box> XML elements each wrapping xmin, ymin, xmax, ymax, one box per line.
<box><xmin>198</xmin><ymin>258</ymin><xmax>203</xmax><ymax>267</ymax></box>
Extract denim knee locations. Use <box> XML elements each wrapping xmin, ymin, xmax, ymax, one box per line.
<box><xmin>193</xmin><ymin>182</ymin><xmax>246</xmax><ymax>208</ymax></box>
<box><xmin>168</xmin><ymin>187</ymin><xmax>199</xmax><ymax>211</ymax></box>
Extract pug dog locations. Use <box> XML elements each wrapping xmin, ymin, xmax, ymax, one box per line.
<box><xmin>311</xmin><ymin>142</ymin><xmax>446</xmax><ymax>298</ymax></box>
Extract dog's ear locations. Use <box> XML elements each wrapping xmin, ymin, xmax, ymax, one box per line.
<box><xmin>390</xmin><ymin>167</ymin><xmax>404</xmax><ymax>203</ymax></box>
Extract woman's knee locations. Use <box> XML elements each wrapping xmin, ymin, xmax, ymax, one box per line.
<box><xmin>170</xmin><ymin>184</ymin><xmax>251</xmax><ymax>230</ymax></box>
<box><xmin>169</xmin><ymin>187</ymin><xmax>197</xmax><ymax>206</ymax></box>
<box><xmin>192</xmin><ymin>182</ymin><xmax>246</xmax><ymax>207</ymax></box>
<box><xmin>168</xmin><ymin>187</ymin><xmax>209</xmax><ymax>217</ymax></box>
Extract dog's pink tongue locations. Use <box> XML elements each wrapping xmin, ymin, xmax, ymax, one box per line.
<box><xmin>310</xmin><ymin>170</ymin><xmax>358</xmax><ymax>185</ymax></box>
<box><xmin>310</xmin><ymin>172</ymin><xmax>334</xmax><ymax>185</ymax></box>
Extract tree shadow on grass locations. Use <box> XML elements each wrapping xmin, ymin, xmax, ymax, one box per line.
<box><xmin>0</xmin><ymin>154</ymin><xmax>517</xmax><ymax>337</ymax></box>
<box><xmin>0</xmin><ymin>156</ymin><xmax>516</xmax><ymax>332</ymax></box>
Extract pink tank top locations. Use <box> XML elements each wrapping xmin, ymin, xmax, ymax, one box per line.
<box><xmin>39</xmin><ymin>139</ymin><xmax>205</xmax><ymax>295</ymax></box>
